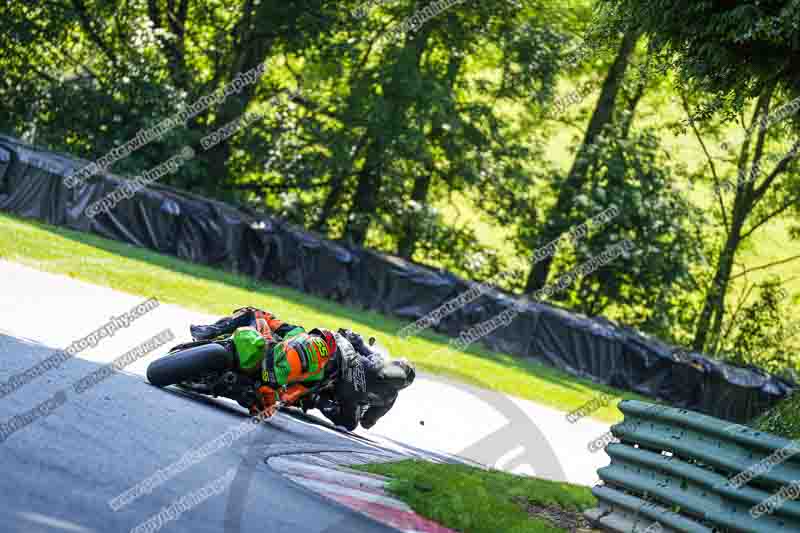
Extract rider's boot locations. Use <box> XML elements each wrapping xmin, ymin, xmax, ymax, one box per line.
<box><xmin>190</xmin><ymin>311</ymin><xmax>254</xmax><ymax>340</ymax></box>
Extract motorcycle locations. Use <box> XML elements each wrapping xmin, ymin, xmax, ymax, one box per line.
<box><xmin>146</xmin><ymin>329</ymin><xmax>367</xmax><ymax>415</ymax></box>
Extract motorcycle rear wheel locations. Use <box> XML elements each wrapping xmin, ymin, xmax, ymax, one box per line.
<box><xmin>147</xmin><ymin>342</ymin><xmax>235</xmax><ymax>387</ymax></box>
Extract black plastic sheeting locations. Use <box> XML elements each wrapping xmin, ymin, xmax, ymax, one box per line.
<box><xmin>0</xmin><ymin>134</ymin><xmax>793</xmax><ymax>423</ymax></box>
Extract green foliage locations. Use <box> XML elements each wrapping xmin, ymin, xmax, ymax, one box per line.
<box><xmin>752</xmin><ymin>392</ymin><xmax>800</xmax><ymax>440</ymax></box>
<box><xmin>244</xmin><ymin>0</ymin><xmax>570</xmax><ymax>259</ymax></box>
<box><xmin>492</xmin><ymin>121</ymin><xmax>702</xmax><ymax>340</ymax></box>
<box><xmin>599</xmin><ymin>0</ymin><xmax>800</xmax><ymax>113</ymax></box>
<box><xmin>718</xmin><ymin>278</ymin><xmax>798</xmax><ymax>373</ymax></box>
<box><xmin>0</xmin><ymin>0</ymin><xmax>342</xmax><ymax>194</ymax></box>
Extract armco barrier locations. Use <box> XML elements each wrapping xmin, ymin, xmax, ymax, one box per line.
<box><xmin>586</xmin><ymin>400</ymin><xmax>800</xmax><ymax>532</ymax></box>
<box><xmin>0</xmin><ymin>133</ymin><xmax>793</xmax><ymax>422</ymax></box>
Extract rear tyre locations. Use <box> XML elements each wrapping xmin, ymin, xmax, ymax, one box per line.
<box><xmin>147</xmin><ymin>343</ymin><xmax>234</xmax><ymax>387</ymax></box>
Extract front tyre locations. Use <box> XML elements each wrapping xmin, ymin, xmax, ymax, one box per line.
<box><xmin>147</xmin><ymin>343</ymin><xmax>234</xmax><ymax>387</ymax></box>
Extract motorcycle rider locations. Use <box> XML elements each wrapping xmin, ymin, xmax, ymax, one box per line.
<box><xmin>190</xmin><ymin>308</ymin><xmax>415</xmax><ymax>428</ymax></box>
<box><xmin>190</xmin><ymin>307</ymin><xmax>337</xmax><ymax>416</ymax></box>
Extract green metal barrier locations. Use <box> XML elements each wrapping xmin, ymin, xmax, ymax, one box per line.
<box><xmin>585</xmin><ymin>400</ymin><xmax>800</xmax><ymax>533</ymax></box>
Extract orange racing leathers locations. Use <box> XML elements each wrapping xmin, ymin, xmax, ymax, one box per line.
<box><xmin>190</xmin><ymin>307</ymin><xmax>336</xmax><ymax>414</ymax></box>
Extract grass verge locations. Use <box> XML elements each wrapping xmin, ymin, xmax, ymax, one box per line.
<box><xmin>356</xmin><ymin>460</ymin><xmax>599</xmax><ymax>532</ymax></box>
<box><xmin>0</xmin><ymin>211</ymin><xmax>640</xmax><ymax>422</ymax></box>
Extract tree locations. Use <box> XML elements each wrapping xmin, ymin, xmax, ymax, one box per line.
<box><xmin>0</xmin><ymin>1</ymin><xmax>342</xmax><ymax>196</ymax></box>
<box><xmin>594</xmin><ymin>0</ymin><xmax>800</xmax><ymax>356</ymax></box>
<box><xmin>680</xmin><ymin>85</ymin><xmax>800</xmax><ymax>352</ymax></box>
<box><xmin>524</xmin><ymin>26</ymin><xmax>641</xmax><ymax>292</ymax></box>
<box><xmin>254</xmin><ymin>0</ymin><xmax>567</xmax><ymax>267</ymax></box>
<box><xmin>552</xmin><ymin>124</ymin><xmax>701</xmax><ymax>334</ymax></box>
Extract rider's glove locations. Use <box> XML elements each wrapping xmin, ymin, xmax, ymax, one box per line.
<box><xmin>339</xmin><ymin>328</ymin><xmax>371</xmax><ymax>356</ymax></box>
<box><xmin>251</xmin><ymin>385</ymin><xmax>279</xmax><ymax>417</ymax></box>
<box><xmin>279</xmin><ymin>384</ymin><xmax>309</xmax><ymax>406</ymax></box>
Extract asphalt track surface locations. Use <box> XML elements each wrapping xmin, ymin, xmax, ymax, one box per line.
<box><xmin>0</xmin><ymin>334</ymin><xmax>441</xmax><ymax>533</ymax></box>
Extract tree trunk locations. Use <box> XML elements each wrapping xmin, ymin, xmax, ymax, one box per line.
<box><xmin>194</xmin><ymin>0</ymin><xmax>275</xmax><ymax>196</ymax></box>
<box><xmin>619</xmin><ymin>71</ymin><xmax>647</xmax><ymax>138</ymax></box>
<box><xmin>692</xmin><ymin>215</ymin><xmax>744</xmax><ymax>351</ymax></box>
<box><xmin>313</xmin><ymin>172</ymin><xmax>348</xmax><ymax>234</ymax></box>
<box><xmin>396</xmin><ymin>53</ymin><xmax>463</xmax><ymax>258</ymax></box>
<box><xmin>345</xmin><ymin>138</ymin><xmax>386</xmax><ymax>246</ymax></box>
<box><xmin>524</xmin><ymin>28</ymin><xmax>640</xmax><ymax>293</ymax></box>
<box><xmin>343</xmin><ymin>25</ymin><xmax>432</xmax><ymax>247</ymax></box>
<box><xmin>199</xmin><ymin>64</ymin><xmax>265</xmax><ymax>196</ymax></box>
<box><xmin>201</xmin><ymin>141</ymin><xmax>233</xmax><ymax>196</ymax></box>
<box><xmin>691</xmin><ymin>82</ymin><xmax>777</xmax><ymax>352</ymax></box>
<box><xmin>398</xmin><ymin>172</ymin><xmax>433</xmax><ymax>258</ymax></box>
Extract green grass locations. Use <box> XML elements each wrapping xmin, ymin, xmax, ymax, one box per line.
<box><xmin>356</xmin><ymin>460</ymin><xmax>597</xmax><ymax>533</ymax></box>
<box><xmin>0</xmin><ymin>211</ymin><xmax>641</xmax><ymax>422</ymax></box>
